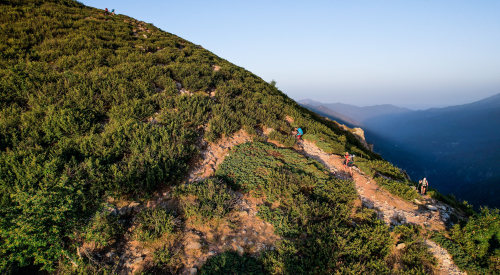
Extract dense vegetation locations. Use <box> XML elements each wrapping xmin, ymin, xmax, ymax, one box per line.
<box><xmin>0</xmin><ymin>0</ymin><xmax>499</xmax><ymax>274</ymax></box>
<box><xmin>212</xmin><ymin>142</ymin><xmax>435</xmax><ymax>274</ymax></box>
<box><xmin>431</xmin><ymin>208</ymin><xmax>500</xmax><ymax>274</ymax></box>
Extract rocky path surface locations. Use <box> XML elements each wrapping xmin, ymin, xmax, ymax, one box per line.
<box><xmin>187</xmin><ymin>129</ymin><xmax>253</xmax><ymax>183</ymax></box>
<box><xmin>300</xmin><ymin>139</ymin><xmax>466</xmax><ymax>275</ymax></box>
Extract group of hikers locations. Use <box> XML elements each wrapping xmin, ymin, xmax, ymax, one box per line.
<box><xmin>104</xmin><ymin>8</ymin><xmax>115</xmax><ymax>15</ymax></box>
<box><xmin>290</xmin><ymin>127</ymin><xmax>430</xmax><ymax>195</ymax></box>
<box><xmin>292</xmin><ymin>127</ymin><xmax>355</xmax><ymax>176</ymax></box>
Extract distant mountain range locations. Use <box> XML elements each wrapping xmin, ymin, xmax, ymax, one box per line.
<box><xmin>299</xmin><ymin>94</ymin><xmax>500</xmax><ymax>209</ymax></box>
<box><xmin>299</xmin><ymin>99</ymin><xmax>412</xmax><ymax>123</ymax></box>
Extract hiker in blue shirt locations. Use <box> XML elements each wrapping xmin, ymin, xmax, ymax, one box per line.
<box><xmin>295</xmin><ymin>127</ymin><xmax>303</xmax><ymax>141</ymax></box>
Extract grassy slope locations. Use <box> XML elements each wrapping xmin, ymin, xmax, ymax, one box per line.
<box><xmin>0</xmin><ymin>0</ymin><xmax>498</xmax><ymax>274</ymax></box>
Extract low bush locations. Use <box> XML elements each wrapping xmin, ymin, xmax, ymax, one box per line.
<box><xmin>82</xmin><ymin>211</ymin><xmax>122</xmax><ymax>248</ymax></box>
<box><xmin>199</xmin><ymin>251</ymin><xmax>266</xmax><ymax>275</ymax></box>
<box><xmin>173</xmin><ymin>178</ymin><xmax>238</xmax><ymax>223</ymax></box>
<box><xmin>374</xmin><ymin>178</ymin><xmax>420</xmax><ymax>201</ymax></box>
<box><xmin>134</xmin><ymin>207</ymin><xmax>179</xmax><ymax>242</ymax></box>
<box><xmin>268</xmin><ymin>130</ymin><xmax>296</xmax><ymax>147</ymax></box>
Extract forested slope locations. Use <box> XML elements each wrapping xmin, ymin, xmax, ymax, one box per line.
<box><xmin>1</xmin><ymin>1</ymin><xmax>499</xmax><ymax>274</ymax></box>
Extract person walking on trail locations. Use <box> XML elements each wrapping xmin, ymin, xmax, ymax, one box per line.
<box><xmin>344</xmin><ymin>152</ymin><xmax>354</xmax><ymax>175</ymax></box>
<box><xmin>421</xmin><ymin>177</ymin><xmax>429</xmax><ymax>195</ymax></box>
<box><xmin>295</xmin><ymin>127</ymin><xmax>303</xmax><ymax>141</ymax></box>
<box><xmin>111</xmin><ymin>9</ymin><xmax>115</xmax><ymax>15</ymax></box>
<box><xmin>104</xmin><ymin>8</ymin><xmax>109</xmax><ymax>15</ymax></box>
<box><xmin>343</xmin><ymin>152</ymin><xmax>349</xmax><ymax>170</ymax></box>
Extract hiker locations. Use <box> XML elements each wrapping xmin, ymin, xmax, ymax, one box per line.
<box><xmin>418</xmin><ymin>179</ymin><xmax>423</xmax><ymax>193</ymax></box>
<box><xmin>111</xmin><ymin>9</ymin><xmax>115</xmax><ymax>15</ymax></box>
<box><xmin>421</xmin><ymin>177</ymin><xmax>428</xmax><ymax>195</ymax></box>
<box><xmin>343</xmin><ymin>152</ymin><xmax>350</xmax><ymax>173</ymax></box>
<box><xmin>294</xmin><ymin>127</ymin><xmax>303</xmax><ymax>141</ymax></box>
<box><xmin>347</xmin><ymin>154</ymin><xmax>355</xmax><ymax>175</ymax></box>
<box><xmin>104</xmin><ymin>8</ymin><xmax>108</xmax><ymax>15</ymax></box>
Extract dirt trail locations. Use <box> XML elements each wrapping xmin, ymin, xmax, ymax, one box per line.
<box><xmin>300</xmin><ymin>140</ymin><xmax>466</xmax><ymax>275</ymax></box>
<box><xmin>187</xmin><ymin>129</ymin><xmax>253</xmax><ymax>183</ymax></box>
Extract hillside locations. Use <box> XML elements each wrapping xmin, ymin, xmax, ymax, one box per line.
<box><xmin>1</xmin><ymin>1</ymin><xmax>500</xmax><ymax>274</ymax></box>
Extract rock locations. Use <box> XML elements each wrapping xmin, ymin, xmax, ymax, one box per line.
<box><xmin>236</xmin><ymin>246</ymin><xmax>244</xmax><ymax>253</ymax></box>
<box><xmin>208</xmin><ymin>251</ymin><xmax>216</xmax><ymax>256</ymax></box>
<box><xmin>396</xmin><ymin>243</ymin><xmax>406</xmax><ymax>250</ymax></box>
<box><xmin>175</xmin><ymin>82</ymin><xmax>182</xmax><ymax>89</ymax></box>
<box><xmin>132</xmin><ymin>257</ymin><xmax>143</xmax><ymax>264</ymax></box>
<box><xmin>186</xmin><ymin>242</ymin><xmax>202</xmax><ymax>250</ymax></box>
<box><xmin>128</xmin><ymin>202</ymin><xmax>140</xmax><ymax>211</ymax></box>
<box><xmin>118</xmin><ymin>207</ymin><xmax>128</xmax><ymax>216</ymax></box>
<box><xmin>426</xmin><ymin>205</ymin><xmax>438</xmax><ymax>211</ymax></box>
<box><xmin>438</xmin><ymin>205</ymin><xmax>447</xmax><ymax>211</ymax></box>
<box><xmin>232</xmin><ymin>238</ymin><xmax>237</xmax><ymax>243</ymax></box>
<box><xmin>106</xmin><ymin>252</ymin><xmax>114</xmax><ymax>258</ymax></box>
<box><xmin>237</xmin><ymin>211</ymin><xmax>248</xmax><ymax>218</ymax></box>
<box><xmin>190</xmin><ymin>267</ymin><xmax>198</xmax><ymax>274</ymax></box>
<box><xmin>414</xmin><ymin>199</ymin><xmax>422</xmax><ymax>205</ymax></box>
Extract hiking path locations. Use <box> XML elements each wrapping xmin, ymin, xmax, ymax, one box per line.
<box><xmin>300</xmin><ymin>139</ymin><xmax>466</xmax><ymax>275</ymax></box>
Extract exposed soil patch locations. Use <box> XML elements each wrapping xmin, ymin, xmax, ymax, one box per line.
<box><xmin>177</xmin><ymin>193</ymin><xmax>281</xmax><ymax>275</ymax></box>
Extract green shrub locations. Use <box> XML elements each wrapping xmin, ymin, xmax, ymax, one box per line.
<box><xmin>173</xmin><ymin>178</ymin><xmax>238</xmax><ymax>222</ymax></box>
<box><xmin>82</xmin><ymin>211</ymin><xmax>122</xmax><ymax>248</ymax></box>
<box><xmin>199</xmin><ymin>251</ymin><xmax>266</xmax><ymax>275</ymax></box>
<box><xmin>375</xmin><ymin>178</ymin><xmax>420</xmax><ymax>201</ymax></box>
<box><xmin>268</xmin><ymin>130</ymin><xmax>295</xmax><ymax>147</ymax></box>
<box><xmin>134</xmin><ymin>207</ymin><xmax>178</xmax><ymax>242</ymax></box>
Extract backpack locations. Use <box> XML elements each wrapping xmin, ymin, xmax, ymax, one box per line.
<box><xmin>422</xmin><ymin>178</ymin><xmax>428</xmax><ymax>186</ymax></box>
<box><xmin>348</xmin><ymin>155</ymin><xmax>354</xmax><ymax>165</ymax></box>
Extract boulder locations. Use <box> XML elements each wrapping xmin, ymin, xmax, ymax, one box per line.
<box><xmin>396</xmin><ymin>243</ymin><xmax>406</xmax><ymax>250</ymax></box>
<box><xmin>186</xmin><ymin>242</ymin><xmax>202</xmax><ymax>250</ymax></box>
<box><xmin>426</xmin><ymin>205</ymin><xmax>438</xmax><ymax>211</ymax></box>
<box><xmin>190</xmin><ymin>267</ymin><xmax>198</xmax><ymax>274</ymax></box>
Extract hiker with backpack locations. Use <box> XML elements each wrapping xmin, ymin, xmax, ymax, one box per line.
<box><xmin>104</xmin><ymin>8</ymin><xmax>109</xmax><ymax>15</ymax></box>
<box><xmin>294</xmin><ymin>127</ymin><xmax>303</xmax><ymax>141</ymax></box>
<box><xmin>421</xmin><ymin>177</ymin><xmax>429</xmax><ymax>195</ymax></box>
<box><xmin>111</xmin><ymin>9</ymin><xmax>115</xmax><ymax>15</ymax></box>
<box><xmin>343</xmin><ymin>152</ymin><xmax>355</xmax><ymax>175</ymax></box>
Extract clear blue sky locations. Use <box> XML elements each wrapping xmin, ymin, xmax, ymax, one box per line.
<box><xmin>82</xmin><ymin>0</ymin><xmax>500</xmax><ymax>110</ymax></box>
